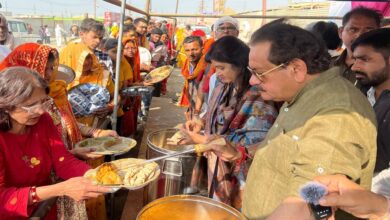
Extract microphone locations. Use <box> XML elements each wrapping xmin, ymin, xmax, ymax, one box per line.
<box><xmin>300</xmin><ymin>181</ymin><xmax>332</xmax><ymax>220</ymax></box>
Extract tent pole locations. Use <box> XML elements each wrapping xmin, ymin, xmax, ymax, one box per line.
<box><xmin>112</xmin><ymin>0</ymin><xmax>126</xmax><ymax>132</ymax></box>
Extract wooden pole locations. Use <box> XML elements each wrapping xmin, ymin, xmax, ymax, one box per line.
<box><xmin>93</xmin><ymin>0</ymin><xmax>97</xmax><ymax>19</ymax></box>
<box><xmin>262</xmin><ymin>0</ymin><xmax>266</xmax><ymax>25</ymax></box>
<box><xmin>145</xmin><ymin>0</ymin><xmax>151</xmax><ymax>20</ymax></box>
<box><xmin>103</xmin><ymin>0</ymin><xmax>149</xmax><ymax>16</ymax></box>
<box><xmin>175</xmin><ymin>0</ymin><xmax>180</xmax><ymax>14</ymax></box>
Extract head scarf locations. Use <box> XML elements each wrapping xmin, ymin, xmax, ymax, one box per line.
<box><xmin>59</xmin><ymin>41</ymin><xmax>108</xmax><ymax>89</ymax></box>
<box><xmin>213</xmin><ymin>16</ymin><xmax>239</xmax><ymax>31</ymax></box>
<box><xmin>0</xmin><ymin>43</ymin><xmax>59</xmax><ymax>81</ymax></box>
<box><xmin>0</xmin><ymin>42</ymin><xmax>82</xmax><ymax>149</ymax></box>
<box><xmin>122</xmin><ymin>37</ymin><xmax>141</xmax><ymax>83</ymax></box>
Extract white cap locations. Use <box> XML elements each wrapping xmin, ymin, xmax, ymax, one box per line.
<box><xmin>213</xmin><ymin>16</ymin><xmax>239</xmax><ymax>31</ymax></box>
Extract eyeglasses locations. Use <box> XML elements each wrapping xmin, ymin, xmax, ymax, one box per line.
<box><xmin>247</xmin><ymin>63</ymin><xmax>287</xmax><ymax>82</ymax></box>
<box><xmin>20</xmin><ymin>98</ymin><xmax>52</xmax><ymax>114</ymax></box>
<box><xmin>216</xmin><ymin>26</ymin><xmax>237</xmax><ymax>33</ymax></box>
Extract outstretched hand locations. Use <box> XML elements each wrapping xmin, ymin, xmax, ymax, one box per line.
<box><xmin>59</xmin><ymin>177</ymin><xmax>112</xmax><ymax>201</ymax></box>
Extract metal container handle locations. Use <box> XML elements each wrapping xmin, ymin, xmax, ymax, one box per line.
<box><xmin>162</xmin><ymin>157</ymin><xmax>183</xmax><ymax>177</ymax></box>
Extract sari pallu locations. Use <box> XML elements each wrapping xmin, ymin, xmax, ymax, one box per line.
<box><xmin>204</xmin><ymin>84</ymin><xmax>277</xmax><ymax>210</ymax></box>
<box><xmin>60</xmin><ymin>41</ymin><xmax>115</xmax><ymax>129</ymax></box>
<box><xmin>179</xmin><ymin>55</ymin><xmax>208</xmax><ymax>108</ymax></box>
<box><xmin>118</xmin><ymin>56</ymin><xmax>138</xmax><ymax>137</ymax></box>
<box><xmin>0</xmin><ymin>43</ymin><xmax>87</xmax><ymax>219</ymax></box>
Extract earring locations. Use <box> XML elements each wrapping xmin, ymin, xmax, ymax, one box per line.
<box><xmin>6</xmin><ymin>116</ymin><xmax>10</xmax><ymax>129</ymax></box>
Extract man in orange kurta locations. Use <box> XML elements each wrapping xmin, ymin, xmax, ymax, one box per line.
<box><xmin>179</xmin><ymin>36</ymin><xmax>208</xmax><ymax>118</ymax></box>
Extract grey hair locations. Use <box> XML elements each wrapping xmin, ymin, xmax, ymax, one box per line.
<box><xmin>0</xmin><ymin>67</ymin><xmax>48</xmax><ymax>131</ymax></box>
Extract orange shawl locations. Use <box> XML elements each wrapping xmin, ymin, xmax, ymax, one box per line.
<box><xmin>203</xmin><ymin>37</ymin><xmax>215</xmax><ymax>55</ymax></box>
<box><xmin>0</xmin><ymin>43</ymin><xmax>83</xmax><ymax>148</ymax></box>
<box><xmin>179</xmin><ymin>55</ymin><xmax>208</xmax><ymax>107</ymax></box>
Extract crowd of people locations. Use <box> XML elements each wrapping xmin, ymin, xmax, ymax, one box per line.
<box><xmin>0</xmin><ymin>4</ymin><xmax>389</xmax><ymax>220</ymax></box>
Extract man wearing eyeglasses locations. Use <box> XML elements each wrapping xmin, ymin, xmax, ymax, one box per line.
<box><xmin>238</xmin><ymin>21</ymin><xmax>376</xmax><ymax>219</ymax></box>
<box><xmin>214</xmin><ymin>16</ymin><xmax>239</xmax><ymax>40</ymax></box>
<box><xmin>197</xmin><ymin>16</ymin><xmax>241</xmax><ymax>118</ymax></box>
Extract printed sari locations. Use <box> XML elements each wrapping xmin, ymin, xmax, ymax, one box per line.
<box><xmin>204</xmin><ymin>84</ymin><xmax>277</xmax><ymax>210</ymax></box>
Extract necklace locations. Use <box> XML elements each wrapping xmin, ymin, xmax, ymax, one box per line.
<box><xmin>12</xmin><ymin>129</ymin><xmax>41</xmax><ymax>168</ymax></box>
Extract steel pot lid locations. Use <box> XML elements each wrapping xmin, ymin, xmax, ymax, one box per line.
<box><xmin>137</xmin><ymin>195</ymin><xmax>247</xmax><ymax>220</ymax></box>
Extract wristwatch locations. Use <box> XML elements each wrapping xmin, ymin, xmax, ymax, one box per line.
<box><xmin>309</xmin><ymin>203</ymin><xmax>332</xmax><ymax>220</ymax></box>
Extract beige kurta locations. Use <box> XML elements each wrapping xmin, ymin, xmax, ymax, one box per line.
<box><xmin>243</xmin><ymin>67</ymin><xmax>377</xmax><ymax>220</ymax></box>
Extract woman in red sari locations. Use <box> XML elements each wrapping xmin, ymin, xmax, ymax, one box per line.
<box><xmin>0</xmin><ymin>67</ymin><xmax>110</xmax><ymax>219</ymax></box>
<box><xmin>0</xmin><ymin>43</ymin><xmax>118</xmax><ymax>151</ymax></box>
<box><xmin>0</xmin><ymin>43</ymin><xmax>117</xmax><ymax>219</ymax></box>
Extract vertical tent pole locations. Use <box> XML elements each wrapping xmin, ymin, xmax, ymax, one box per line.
<box><xmin>110</xmin><ymin>0</ymin><xmax>126</xmax><ymax>219</ymax></box>
<box><xmin>145</xmin><ymin>0</ymin><xmax>151</xmax><ymax>20</ymax></box>
<box><xmin>262</xmin><ymin>0</ymin><xmax>267</xmax><ymax>25</ymax></box>
<box><xmin>112</xmin><ymin>0</ymin><xmax>126</xmax><ymax>132</ymax></box>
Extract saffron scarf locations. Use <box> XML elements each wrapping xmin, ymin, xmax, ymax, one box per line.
<box><xmin>178</xmin><ymin>55</ymin><xmax>208</xmax><ymax>107</ymax></box>
<box><xmin>59</xmin><ymin>42</ymin><xmax>111</xmax><ymax>89</ymax></box>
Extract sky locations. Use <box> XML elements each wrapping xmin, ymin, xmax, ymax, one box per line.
<box><xmin>1</xmin><ymin>0</ymin><xmax>297</xmax><ymax>17</ymax></box>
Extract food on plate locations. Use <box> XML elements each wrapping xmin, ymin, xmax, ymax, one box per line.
<box><xmin>124</xmin><ymin>163</ymin><xmax>158</xmax><ymax>186</ymax></box>
<box><xmin>78</xmin><ymin>137</ymin><xmax>121</xmax><ymax>148</ymax></box>
<box><xmin>95</xmin><ymin>163</ymin><xmax>123</xmax><ymax>185</ymax></box>
<box><xmin>146</xmin><ymin>65</ymin><xmax>173</xmax><ymax>83</ymax></box>
<box><xmin>84</xmin><ymin>159</ymin><xmax>159</xmax><ymax>188</ymax></box>
<box><xmin>102</xmin><ymin>137</ymin><xmax>121</xmax><ymax>148</ymax></box>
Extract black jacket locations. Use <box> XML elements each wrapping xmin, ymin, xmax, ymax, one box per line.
<box><xmin>374</xmin><ymin>90</ymin><xmax>390</xmax><ymax>172</ymax></box>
